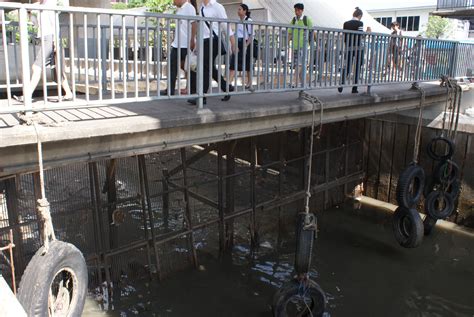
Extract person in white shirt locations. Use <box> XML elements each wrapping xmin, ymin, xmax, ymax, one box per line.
<box><xmin>187</xmin><ymin>0</ymin><xmax>236</xmax><ymax>105</ymax></box>
<box><xmin>15</xmin><ymin>0</ymin><xmax>72</xmax><ymax>102</ymax></box>
<box><xmin>160</xmin><ymin>0</ymin><xmax>197</xmax><ymax>96</ymax></box>
<box><xmin>229</xmin><ymin>4</ymin><xmax>254</xmax><ymax>89</ymax></box>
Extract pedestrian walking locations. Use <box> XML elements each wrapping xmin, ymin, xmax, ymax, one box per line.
<box><xmin>160</xmin><ymin>0</ymin><xmax>197</xmax><ymax>96</ymax></box>
<box><xmin>288</xmin><ymin>3</ymin><xmax>313</xmax><ymax>88</ymax></box>
<box><xmin>228</xmin><ymin>4</ymin><xmax>254</xmax><ymax>89</ymax></box>
<box><xmin>15</xmin><ymin>0</ymin><xmax>73</xmax><ymax>103</ymax></box>
<box><xmin>338</xmin><ymin>7</ymin><xmax>364</xmax><ymax>94</ymax></box>
<box><xmin>187</xmin><ymin>0</ymin><xmax>236</xmax><ymax>105</ymax></box>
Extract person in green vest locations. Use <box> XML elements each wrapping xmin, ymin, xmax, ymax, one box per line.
<box><xmin>288</xmin><ymin>3</ymin><xmax>313</xmax><ymax>88</ymax></box>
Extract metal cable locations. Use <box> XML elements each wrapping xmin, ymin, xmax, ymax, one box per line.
<box><xmin>412</xmin><ymin>85</ymin><xmax>425</xmax><ymax>164</ymax></box>
<box><xmin>299</xmin><ymin>92</ymin><xmax>324</xmax><ymax>214</ymax></box>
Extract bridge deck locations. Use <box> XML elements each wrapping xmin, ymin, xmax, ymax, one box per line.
<box><xmin>0</xmin><ymin>82</ymin><xmax>447</xmax><ymax>177</ymax></box>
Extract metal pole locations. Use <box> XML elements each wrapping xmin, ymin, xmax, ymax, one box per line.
<box><xmin>18</xmin><ymin>7</ymin><xmax>32</xmax><ymax>111</ymax></box>
<box><xmin>180</xmin><ymin>148</ymin><xmax>198</xmax><ymax>268</ymax></box>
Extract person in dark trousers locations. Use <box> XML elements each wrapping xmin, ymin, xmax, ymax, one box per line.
<box><xmin>160</xmin><ymin>0</ymin><xmax>197</xmax><ymax>96</ymax></box>
<box><xmin>187</xmin><ymin>0</ymin><xmax>236</xmax><ymax>105</ymax></box>
<box><xmin>338</xmin><ymin>7</ymin><xmax>364</xmax><ymax>94</ymax></box>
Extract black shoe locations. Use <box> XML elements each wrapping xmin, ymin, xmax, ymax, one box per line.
<box><xmin>229</xmin><ymin>85</ymin><xmax>235</xmax><ymax>92</ymax></box>
<box><xmin>187</xmin><ymin>97</ymin><xmax>206</xmax><ymax>105</ymax></box>
<box><xmin>160</xmin><ymin>89</ymin><xmax>168</xmax><ymax>96</ymax></box>
<box><xmin>352</xmin><ymin>87</ymin><xmax>359</xmax><ymax>94</ymax></box>
<box><xmin>337</xmin><ymin>87</ymin><xmax>343</xmax><ymax>93</ymax></box>
<box><xmin>221</xmin><ymin>95</ymin><xmax>231</xmax><ymax>101</ymax></box>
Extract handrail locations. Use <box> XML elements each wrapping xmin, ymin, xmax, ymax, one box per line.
<box><xmin>0</xmin><ymin>3</ymin><xmax>473</xmax><ymax>114</ymax></box>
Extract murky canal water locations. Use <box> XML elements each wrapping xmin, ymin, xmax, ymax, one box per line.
<box><xmin>83</xmin><ymin>202</ymin><xmax>474</xmax><ymax>316</ymax></box>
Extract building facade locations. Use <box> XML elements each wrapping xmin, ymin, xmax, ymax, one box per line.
<box><xmin>364</xmin><ymin>0</ymin><xmax>470</xmax><ymax>39</ymax></box>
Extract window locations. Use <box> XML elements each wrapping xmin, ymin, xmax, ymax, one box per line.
<box><xmin>396</xmin><ymin>16</ymin><xmax>420</xmax><ymax>31</ymax></box>
<box><xmin>375</xmin><ymin>17</ymin><xmax>393</xmax><ymax>28</ymax></box>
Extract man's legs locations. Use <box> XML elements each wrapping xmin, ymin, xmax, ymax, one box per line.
<box><xmin>168</xmin><ymin>47</ymin><xmax>179</xmax><ymax>95</ymax></box>
<box><xmin>211</xmin><ymin>37</ymin><xmax>231</xmax><ymax>92</ymax></box>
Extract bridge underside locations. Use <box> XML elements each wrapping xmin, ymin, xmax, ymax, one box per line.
<box><xmin>0</xmin><ymin>82</ymin><xmax>447</xmax><ymax>177</ymax></box>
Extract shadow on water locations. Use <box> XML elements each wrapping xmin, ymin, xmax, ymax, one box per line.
<box><xmin>83</xmin><ymin>202</ymin><xmax>474</xmax><ymax>317</ymax></box>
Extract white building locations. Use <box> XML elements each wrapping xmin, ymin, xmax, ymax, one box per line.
<box><xmin>359</xmin><ymin>0</ymin><xmax>470</xmax><ymax>39</ymax></box>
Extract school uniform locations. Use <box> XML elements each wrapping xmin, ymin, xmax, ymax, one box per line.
<box><xmin>190</xmin><ymin>0</ymin><xmax>234</xmax><ymax>97</ymax></box>
<box><xmin>165</xmin><ymin>2</ymin><xmax>196</xmax><ymax>95</ymax></box>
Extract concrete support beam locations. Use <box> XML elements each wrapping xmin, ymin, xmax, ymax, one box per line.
<box><xmin>0</xmin><ymin>85</ymin><xmax>448</xmax><ymax>178</ymax></box>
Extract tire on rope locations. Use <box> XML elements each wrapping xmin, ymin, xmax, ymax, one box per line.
<box><xmin>447</xmin><ymin>180</ymin><xmax>461</xmax><ymax>200</ymax></box>
<box><xmin>392</xmin><ymin>207</ymin><xmax>424</xmax><ymax>248</ymax></box>
<box><xmin>423</xmin><ymin>215</ymin><xmax>437</xmax><ymax>236</ymax></box>
<box><xmin>396</xmin><ymin>164</ymin><xmax>425</xmax><ymax>209</ymax></box>
<box><xmin>294</xmin><ymin>213</ymin><xmax>316</xmax><ymax>275</ymax></box>
<box><xmin>434</xmin><ymin>160</ymin><xmax>459</xmax><ymax>184</ymax></box>
<box><xmin>17</xmin><ymin>240</ymin><xmax>88</xmax><ymax>317</ymax></box>
<box><xmin>427</xmin><ymin>136</ymin><xmax>455</xmax><ymax>161</ymax></box>
<box><xmin>272</xmin><ymin>279</ymin><xmax>327</xmax><ymax>317</ymax></box>
<box><xmin>423</xmin><ymin>176</ymin><xmax>435</xmax><ymax>199</ymax></box>
<box><xmin>425</xmin><ymin>190</ymin><xmax>455</xmax><ymax>220</ymax></box>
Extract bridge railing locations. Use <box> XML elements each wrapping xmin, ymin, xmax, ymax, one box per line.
<box><xmin>0</xmin><ymin>3</ymin><xmax>473</xmax><ymax>112</ymax></box>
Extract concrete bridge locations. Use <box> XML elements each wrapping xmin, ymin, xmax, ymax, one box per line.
<box><xmin>0</xmin><ymin>82</ymin><xmax>448</xmax><ymax>178</ymax></box>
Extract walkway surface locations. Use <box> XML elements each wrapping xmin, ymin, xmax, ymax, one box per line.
<box><xmin>0</xmin><ymin>82</ymin><xmax>448</xmax><ymax>177</ymax></box>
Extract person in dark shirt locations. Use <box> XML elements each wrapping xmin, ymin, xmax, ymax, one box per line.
<box><xmin>338</xmin><ymin>7</ymin><xmax>364</xmax><ymax>94</ymax></box>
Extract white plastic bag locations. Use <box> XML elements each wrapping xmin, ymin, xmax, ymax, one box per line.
<box><xmin>185</xmin><ymin>51</ymin><xmax>198</xmax><ymax>72</ymax></box>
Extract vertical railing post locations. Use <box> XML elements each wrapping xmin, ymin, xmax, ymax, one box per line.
<box><xmin>449</xmin><ymin>41</ymin><xmax>459</xmax><ymax>78</ymax></box>
<box><xmin>197</xmin><ymin>19</ymin><xmax>204</xmax><ymax>109</ymax></box>
<box><xmin>18</xmin><ymin>7</ymin><xmax>32</xmax><ymax>111</ymax></box>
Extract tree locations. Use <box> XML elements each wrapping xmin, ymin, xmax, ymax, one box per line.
<box><xmin>112</xmin><ymin>0</ymin><xmax>174</xmax><ymax>13</ymax></box>
<box><xmin>423</xmin><ymin>16</ymin><xmax>453</xmax><ymax>39</ymax></box>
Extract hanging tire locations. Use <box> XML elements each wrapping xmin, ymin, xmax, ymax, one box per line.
<box><xmin>17</xmin><ymin>240</ymin><xmax>88</xmax><ymax>317</ymax></box>
<box><xmin>392</xmin><ymin>207</ymin><xmax>424</xmax><ymax>248</ymax></box>
<box><xmin>434</xmin><ymin>160</ymin><xmax>459</xmax><ymax>184</ymax></box>
<box><xmin>423</xmin><ymin>175</ymin><xmax>436</xmax><ymax>199</ymax></box>
<box><xmin>396</xmin><ymin>164</ymin><xmax>425</xmax><ymax>209</ymax></box>
<box><xmin>295</xmin><ymin>213</ymin><xmax>316</xmax><ymax>274</ymax></box>
<box><xmin>423</xmin><ymin>215</ymin><xmax>437</xmax><ymax>236</ymax></box>
<box><xmin>446</xmin><ymin>179</ymin><xmax>461</xmax><ymax>200</ymax></box>
<box><xmin>425</xmin><ymin>190</ymin><xmax>455</xmax><ymax>220</ymax></box>
<box><xmin>272</xmin><ymin>279</ymin><xmax>327</xmax><ymax>317</ymax></box>
<box><xmin>427</xmin><ymin>136</ymin><xmax>455</xmax><ymax>161</ymax></box>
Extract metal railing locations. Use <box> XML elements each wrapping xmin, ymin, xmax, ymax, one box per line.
<box><xmin>437</xmin><ymin>0</ymin><xmax>474</xmax><ymax>10</ymax></box>
<box><xmin>0</xmin><ymin>3</ymin><xmax>473</xmax><ymax>113</ymax></box>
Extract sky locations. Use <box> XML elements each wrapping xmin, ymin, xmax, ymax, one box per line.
<box><xmin>356</xmin><ymin>0</ymin><xmax>437</xmax><ymax>10</ymax></box>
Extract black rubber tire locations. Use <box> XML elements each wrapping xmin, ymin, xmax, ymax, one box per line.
<box><xmin>396</xmin><ymin>164</ymin><xmax>425</xmax><ymax>209</ymax></box>
<box><xmin>294</xmin><ymin>213</ymin><xmax>315</xmax><ymax>274</ymax></box>
<box><xmin>423</xmin><ymin>215</ymin><xmax>437</xmax><ymax>236</ymax></box>
<box><xmin>17</xmin><ymin>240</ymin><xmax>88</xmax><ymax>317</ymax></box>
<box><xmin>392</xmin><ymin>207</ymin><xmax>424</xmax><ymax>248</ymax></box>
<box><xmin>427</xmin><ymin>136</ymin><xmax>455</xmax><ymax>161</ymax></box>
<box><xmin>425</xmin><ymin>190</ymin><xmax>455</xmax><ymax>220</ymax></box>
<box><xmin>446</xmin><ymin>179</ymin><xmax>461</xmax><ymax>200</ymax></box>
<box><xmin>434</xmin><ymin>160</ymin><xmax>459</xmax><ymax>184</ymax></box>
<box><xmin>423</xmin><ymin>176</ymin><xmax>435</xmax><ymax>199</ymax></box>
<box><xmin>272</xmin><ymin>279</ymin><xmax>327</xmax><ymax>317</ymax></box>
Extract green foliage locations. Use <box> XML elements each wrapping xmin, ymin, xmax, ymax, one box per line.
<box><xmin>423</xmin><ymin>16</ymin><xmax>453</xmax><ymax>39</ymax></box>
<box><xmin>111</xmin><ymin>2</ymin><xmax>128</xmax><ymax>9</ymax></box>
<box><xmin>111</xmin><ymin>0</ymin><xmax>173</xmax><ymax>13</ymax></box>
<box><xmin>5</xmin><ymin>11</ymin><xmax>38</xmax><ymax>43</ymax></box>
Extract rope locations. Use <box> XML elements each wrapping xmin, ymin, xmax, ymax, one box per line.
<box><xmin>32</xmin><ymin>122</ymin><xmax>56</xmax><ymax>253</ymax></box>
<box><xmin>411</xmin><ymin>84</ymin><xmax>425</xmax><ymax>164</ymax></box>
<box><xmin>299</xmin><ymin>92</ymin><xmax>324</xmax><ymax>214</ymax></box>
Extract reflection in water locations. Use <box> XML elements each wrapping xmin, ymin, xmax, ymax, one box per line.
<box><xmin>83</xmin><ymin>202</ymin><xmax>474</xmax><ymax>316</ymax></box>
